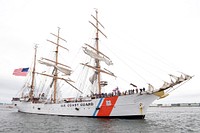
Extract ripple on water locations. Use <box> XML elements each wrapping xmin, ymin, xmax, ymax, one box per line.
<box><xmin>0</xmin><ymin>107</ymin><xmax>200</xmax><ymax>133</ymax></box>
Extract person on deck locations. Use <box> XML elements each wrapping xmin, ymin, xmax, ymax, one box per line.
<box><xmin>136</xmin><ymin>88</ymin><xmax>138</xmax><ymax>93</ymax></box>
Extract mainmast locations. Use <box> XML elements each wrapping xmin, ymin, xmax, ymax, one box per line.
<box><xmin>29</xmin><ymin>44</ymin><xmax>38</xmax><ymax>101</ymax></box>
<box><xmin>95</xmin><ymin>10</ymin><xmax>101</xmax><ymax>94</ymax></box>
<box><xmin>82</xmin><ymin>9</ymin><xmax>114</xmax><ymax>95</ymax></box>
<box><xmin>91</xmin><ymin>9</ymin><xmax>109</xmax><ymax>94</ymax></box>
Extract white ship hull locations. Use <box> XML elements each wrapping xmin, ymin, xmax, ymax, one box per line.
<box><xmin>13</xmin><ymin>93</ymin><xmax>159</xmax><ymax>119</ymax></box>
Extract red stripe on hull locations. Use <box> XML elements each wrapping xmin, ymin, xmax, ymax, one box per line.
<box><xmin>97</xmin><ymin>96</ymin><xmax>118</xmax><ymax>116</ymax></box>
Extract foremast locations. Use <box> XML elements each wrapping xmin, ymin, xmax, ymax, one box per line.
<box><xmin>53</xmin><ymin>27</ymin><xmax>60</xmax><ymax>104</ymax></box>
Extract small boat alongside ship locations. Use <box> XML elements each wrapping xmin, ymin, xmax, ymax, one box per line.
<box><xmin>12</xmin><ymin>10</ymin><xmax>192</xmax><ymax>119</ymax></box>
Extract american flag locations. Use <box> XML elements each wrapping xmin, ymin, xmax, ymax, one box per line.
<box><xmin>13</xmin><ymin>68</ymin><xmax>29</xmax><ymax>76</ymax></box>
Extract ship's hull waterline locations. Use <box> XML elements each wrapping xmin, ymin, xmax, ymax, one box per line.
<box><xmin>13</xmin><ymin>93</ymin><xmax>159</xmax><ymax>119</ymax></box>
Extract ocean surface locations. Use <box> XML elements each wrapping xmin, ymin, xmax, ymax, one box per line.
<box><xmin>0</xmin><ymin>107</ymin><xmax>199</xmax><ymax>133</ymax></box>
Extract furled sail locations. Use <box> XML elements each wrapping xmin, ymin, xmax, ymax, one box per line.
<box><xmin>160</xmin><ymin>81</ymin><xmax>172</xmax><ymax>90</ymax></box>
<box><xmin>81</xmin><ymin>63</ymin><xmax>115</xmax><ymax>86</ymax></box>
<box><xmin>170</xmin><ymin>74</ymin><xmax>184</xmax><ymax>85</ymax></box>
<box><xmin>147</xmin><ymin>83</ymin><xmax>154</xmax><ymax>92</ymax></box>
<box><xmin>159</xmin><ymin>73</ymin><xmax>192</xmax><ymax>90</ymax></box>
<box><xmin>169</xmin><ymin>74</ymin><xmax>179</xmax><ymax>81</ymax></box>
<box><xmin>56</xmin><ymin>66</ymin><xmax>72</xmax><ymax>75</ymax></box>
<box><xmin>38</xmin><ymin>59</ymin><xmax>54</xmax><ymax>67</ymax></box>
<box><xmin>83</xmin><ymin>47</ymin><xmax>113</xmax><ymax>66</ymax></box>
<box><xmin>89</xmin><ymin>72</ymin><xmax>97</xmax><ymax>84</ymax></box>
<box><xmin>38</xmin><ymin>60</ymin><xmax>72</xmax><ymax>75</ymax></box>
<box><xmin>183</xmin><ymin>73</ymin><xmax>192</xmax><ymax>80</ymax></box>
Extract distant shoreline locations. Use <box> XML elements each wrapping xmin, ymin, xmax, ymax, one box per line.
<box><xmin>150</xmin><ymin>103</ymin><xmax>200</xmax><ymax>107</ymax></box>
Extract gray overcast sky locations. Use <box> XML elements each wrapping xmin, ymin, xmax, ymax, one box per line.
<box><xmin>0</xmin><ymin>0</ymin><xmax>200</xmax><ymax>103</ymax></box>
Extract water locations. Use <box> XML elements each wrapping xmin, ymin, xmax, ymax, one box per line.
<box><xmin>0</xmin><ymin>107</ymin><xmax>199</xmax><ymax>133</ymax></box>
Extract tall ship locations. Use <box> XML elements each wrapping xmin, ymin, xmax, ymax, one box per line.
<box><xmin>12</xmin><ymin>10</ymin><xmax>192</xmax><ymax>119</ymax></box>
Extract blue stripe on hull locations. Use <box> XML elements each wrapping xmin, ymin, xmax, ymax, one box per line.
<box><xmin>92</xmin><ymin>98</ymin><xmax>103</xmax><ymax>116</ymax></box>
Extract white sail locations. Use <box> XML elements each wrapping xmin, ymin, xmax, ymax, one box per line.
<box><xmin>38</xmin><ymin>59</ymin><xmax>54</xmax><ymax>67</ymax></box>
<box><xmin>147</xmin><ymin>83</ymin><xmax>154</xmax><ymax>93</ymax></box>
<box><xmin>56</xmin><ymin>66</ymin><xmax>72</xmax><ymax>75</ymax></box>
<box><xmin>183</xmin><ymin>73</ymin><xmax>192</xmax><ymax>80</ymax></box>
<box><xmin>169</xmin><ymin>74</ymin><xmax>191</xmax><ymax>86</ymax></box>
<box><xmin>160</xmin><ymin>81</ymin><xmax>172</xmax><ymax>90</ymax></box>
<box><xmin>83</xmin><ymin>47</ymin><xmax>113</xmax><ymax>66</ymax></box>
<box><xmin>178</xmin><ymin>75</ymin><xmax>185</xmax><ymax>82</ymax></box>
<box><xmin>38</xmin><ymin>60</ymin><xmax>72</xmax><ymax>75</ymax></box>
<box><xmin>89</xmin><ymin>72</ymin><xmax>97</xmax><ymax>84</ymax></box>
<box><xmin>169</xmin><ymin>74</ymin><xmax>179</xmax><ymax>81</ymax></box>
<box><xmin>159</xmin><ymin>74</ymin><xmax>193</xmax><ymax>91</ymax></box>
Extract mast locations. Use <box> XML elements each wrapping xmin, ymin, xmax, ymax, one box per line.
<box><xmin>53</xmin><ymin>27</ymin><xmax>60</xmax><ymax>103</ymax></box>
<box><xmin>82</xmin><ymin>9</ymin><xmax>112</xmax><ymax>94</ymax></box>
<box><xmin>94</xmin><ymin>10</ymin><xmax>101</xmax><ymax>94</ymax></box>
<box><xmin>29</xmin><ymin>44</ymin><xmax>38</xmax><ymax>101</ymax></box>
<box><xmin>44</xmin><ymin>27</ymin><xmax>73</xmax><ymax>102</ymax></box>
<box><xmin>84</xmin><ymin>9</ymin><xmax>109</xmax><ymax>94</ymax></box>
